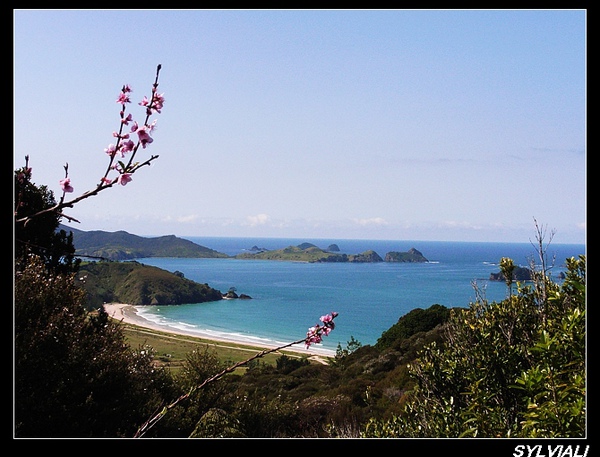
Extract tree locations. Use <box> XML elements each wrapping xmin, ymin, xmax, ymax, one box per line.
<box><xmin>14</xmin><ymin>159</ymin><xmax>79</xmax><ymax>275</ymax></box>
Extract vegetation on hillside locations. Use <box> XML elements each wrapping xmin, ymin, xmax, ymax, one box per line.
<box><xmin>77</xmin><ymin>260</ymin><xmax>223</xmax><ymax>309</ymax></box>
<box><xmin>363</xmin><ymin>253</ymin><xmax>586</xmax><ymax>438</ymax></box>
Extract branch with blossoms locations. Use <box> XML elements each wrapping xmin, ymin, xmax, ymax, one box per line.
<box><xmin>133</xmin><ymin>311</ymin><xmax>339</xmax><ymax>438</ymax></box>
<box><xmin>15</xmin><ymin>64</ymin><xmax>165</xmax><ymax>227</ymax></box>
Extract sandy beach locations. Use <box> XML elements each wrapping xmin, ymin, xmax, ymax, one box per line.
<box><xmin>103</xmin><ymin>303</ymin><xmax>336</xmax><ymax>358</ymax></box>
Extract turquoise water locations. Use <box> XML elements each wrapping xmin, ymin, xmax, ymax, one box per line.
<box><xmin>134</xmin><ymin>238</ymin><xmax>585</xmax><ymax>354</ymax></box>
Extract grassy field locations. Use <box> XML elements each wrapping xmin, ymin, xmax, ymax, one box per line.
<box><xmin>119</xmin><ymin>321</ymin><xmax>327</xmax><ymax>374</ymax></box>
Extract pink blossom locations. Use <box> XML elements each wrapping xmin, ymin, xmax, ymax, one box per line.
<box><xmin>305</xmin><ymin>311</ymin><xmax>338</xmax><ymax>348</ymax></box>
<box><xmin>121</xmin><ymin>113</ymin><xmax>133</xmax><ymax>125</ymax></box>
<box><xmin>321</xmin><ymin>314</ymin><xmax>333</xmax><ymax>324</ymax></box>
<box><xmin>117</xmin><ymin>173</ymin><xmax>132</xmax><ymax>186</ymax></box>
<box><xmin>116</xmin><ymin>92</ymin><xmax>130</xmax><ymax>104</ymax></box>
<box><xmin>100</xmin><ymin>177</ymin><xmax>112</xmax><ymax>185</ymax></box>
<box><xmin>152</xmin><ymin>92</ymin><xmax>165</xmax><ymax>113</ymax></box>
<box><xmin>140</xmin><ymin>92</ymin><xmax>165</xmax><ymax>114</ymax></box>
<box><xmin>59</xmin><ymin>178</ymin><xmax>73</xmax><ymax>193</ymax></box>
<box><xmin>305</xmin><ymin>325</ymin><xmax>323</xmax><ymax>349</ymax></box>
<box><xmin>148</xmin><ymin>119</ymin><xmax>158</xmax><ymax>133</ymax></box>
<box><xmin>104</xmin><ymin>144</ymin><xmax>117</xmax><ymax>157</ymax></box>
<box><xmin>120</xmin><ymin>139</ymin><xmax>135</xmax><ymax>154</ymax></box>
<box><xmin>137</xmin><ymin>127</ymin><xmax>154</xmax><ymax>148</ymax></box>
<box><xmin>113</xmin><ymin>131</ymin><xmax>130</xmax><ymax>140</ymax></box>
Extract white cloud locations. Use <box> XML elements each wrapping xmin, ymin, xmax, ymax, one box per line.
<box><xmin>176</xmin><ymin>214</ymin><xmax>199</xmax><ymax>223</ymax></box>
<box><xmin>244</xmin><ymin>213</ymin><xmax>271</xmax><ymax>227</ymax></box>
<box><xmin>353</xmin><ymin>217</ymin><xmax>388</xmax><ymax>227</ymax></box>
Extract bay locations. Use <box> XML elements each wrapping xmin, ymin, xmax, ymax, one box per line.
<box><xmin>134</xmin><ymin>238</ymin><xmax>585</xmax><ymax>354</ymax></box>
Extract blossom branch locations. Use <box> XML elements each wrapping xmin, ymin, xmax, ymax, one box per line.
<box><xmin>15</xmin><ymin>64</ymin><xmax>164</xmax><ymax>227</ymax></box>
<box><xmin>133</xmin><ymin>311</ymin><xmax>338</xmax><ymax>438</ymax></box>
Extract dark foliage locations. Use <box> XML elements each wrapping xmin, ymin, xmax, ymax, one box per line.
<box><xmin>14</xmin><ymin>165</ymin><xmax>79</xmax><ymax>275</ymax></box>
<box><xmin>375</xmin><ymin>304</ymin><xmax>451</xmax><ymax>351</ymax></box>
<box><xmin>14</xmin><ymin>255</ymin><xmax>174</xmax><ymax>437</ymax></box>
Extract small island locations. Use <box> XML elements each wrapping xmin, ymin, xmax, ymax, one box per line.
<box><xmin>385</xmin><ymin>248</ymin><xmax>428</xmax><ymax>263</ymax></box>
<box><xmin>223</xmin><ymin>287</ymin><xmax>252</xmax><ymax>300</ymax></box>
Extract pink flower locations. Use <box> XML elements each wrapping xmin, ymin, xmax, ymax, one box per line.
<box><xmin>120</xmin><ymin>139</ymin><xmax>135</xmax><ymax>154</ymax></box>
<box><xmin>305</xmin><ymin>326</ymin><xmax>323</xmax><ymax>349</ymax></box>
<box><xmin>137</xmin><ymin>127</ymin><xmax>154</xmax><ymax>148</ymax></box>
<box><xmin>105</xmin><ymin>144</ymin><xmax>117</xmax><ymax>157</ymax></box>
<box><xmin>121</xmin><ymin>113</ymin><xmax>133</xmax><ymax>125</ymax></box>
<box><xmin>305</xmin><ymin>311</ymin><xmax>338</xmax><ymax>348</ymax></box>
<box><xmin>116</xmin><ymin>92</ymin><xmax>130</xmax><ymax>104</ymax></box>
<box><xmin>113</xmin><ymin>131</ymin><xmax>130</xmax><ymax>139</ymax></box>
<box><xmin>140</xmin><ymin>92</ymin><xmax>165</xmax><ymax>114</ymax></box>
<box><xmin>59</xmin><ymin>178</ymin><xmax>73</xmax><ymax>193</ymax></box>
<box><xmin>152</xmin><ymin>92</ymin><xmax>165</xmax><ymax>113</ymax></box>
<box><xmin>100</xmin><ymin>177</ymin><xmax>112</xmax><ymax>185</ymax></box>
<box><xmin>321</xmin><ymin>314</ymin><xmax>333</xmax><ymax>324</ymax></box>
<box><xmin>118</xmin><ymin>173</ymin><xmax>132</xmax><ymax>186</ymax></box>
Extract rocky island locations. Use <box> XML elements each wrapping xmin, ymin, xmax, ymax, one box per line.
<box><xmin>235</xmin><ymin>243</ymin><xmax>428</xmax><ymax>263</ymax></box>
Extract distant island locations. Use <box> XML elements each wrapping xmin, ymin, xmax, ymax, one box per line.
<box><xmin>235</xmin><ymin>243</ymin><xmax>428</xmax><ymax>263</ymax></box>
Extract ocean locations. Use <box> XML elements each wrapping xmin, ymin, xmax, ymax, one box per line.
<box><xmin>133</xmin><ymin>237</ymin><xmax>585</xmax><ymax>355</ymax></box>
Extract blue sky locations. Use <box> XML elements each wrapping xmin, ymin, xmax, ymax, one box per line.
<box><xmin>13</xmin><ymin>9</ymin><xmax>586</xmax><ymax>244</ymax></box>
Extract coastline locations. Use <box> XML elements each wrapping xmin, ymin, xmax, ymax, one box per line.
<box><xmin>103</xmin><ymin>303</ymin><xmax>336</xmax><ymax>358</ymax></box>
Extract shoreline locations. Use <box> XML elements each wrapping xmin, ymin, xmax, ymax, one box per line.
<box><xmin>103</xmin><ymin>303</ymin><xmax>336</xmax><ymax>358</ymax></box>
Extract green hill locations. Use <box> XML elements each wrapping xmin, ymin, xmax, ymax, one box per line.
<box><xmin>77</xmin><ymin>261</ymin><xmax>224</xmax><ymax>309</ymax></box>
<box><xmin>59</xmin><ymin>224</ymin><xmax>229</xmax><ymax>260</ymax></box>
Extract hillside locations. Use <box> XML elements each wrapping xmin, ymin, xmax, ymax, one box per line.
<box><xmin>77</xmin><ymin>260</ymin><xmax>224</xmax><ymax>309</ymax></box>
<box><xmin>59</xmin><ymin>224</ymin><xmax>229</xmax><ymax>260</ymax></box>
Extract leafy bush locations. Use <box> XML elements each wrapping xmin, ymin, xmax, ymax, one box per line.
<box><xmin>375</xmin><ymin>303</ymin><xmax>451</xmax><ymax>351</ymax></box>
<box><xmin>363</xmin><ymin>255</ymin><xmax>586</xmax><ymax>438</ymax></box>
